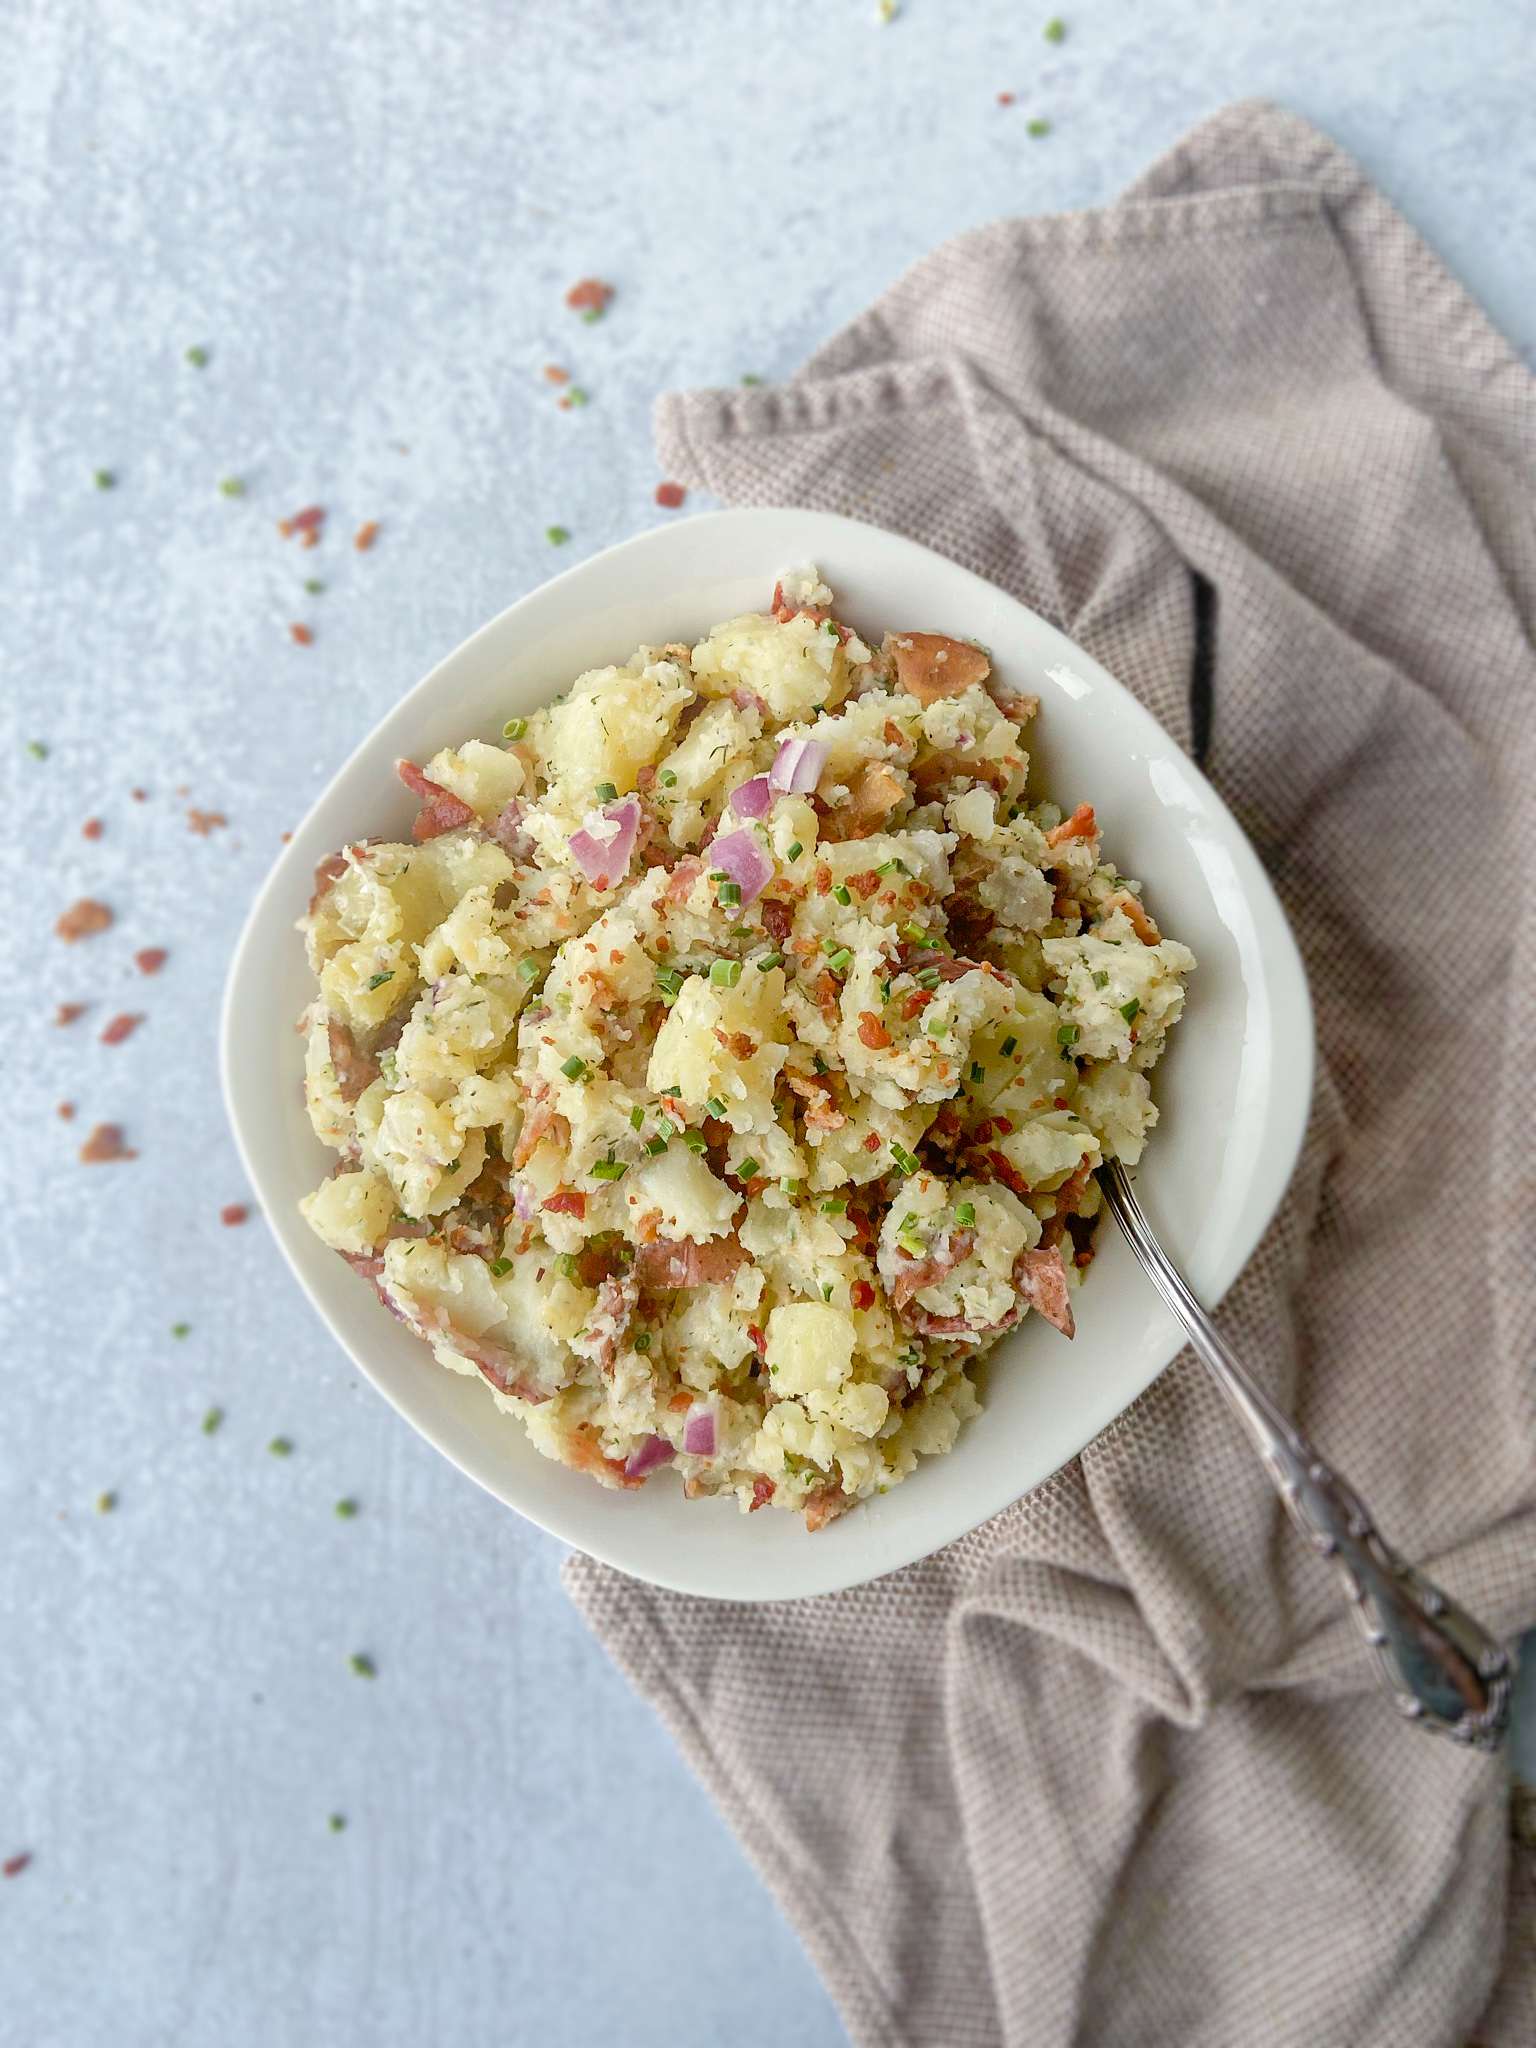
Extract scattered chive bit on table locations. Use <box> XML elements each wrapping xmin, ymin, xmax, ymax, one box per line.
<box><xmin>27</xmin><ymin>739</ymin><xmax>48</xmax><ymax>759</ymax></box>
<box><xmin>268</xmin><ymin>1436</ymin><xmax>293</xmax><ymax>1457</ymax></box>
<box><xmin>740</xmin><ymin>373</ymin><xmax>763</xmax><ymax>385</ymax></box>
<box><xmin>202</xmin><ymin>1407</ymin><xmax>223</xmax><ymax>1436</ymax></box>
<box><xmin>1043</xmin><ymin>15</ymin><xmax>1066</xmax><ymax>41</ymax></box>
<box><xmin>545</xmin><ymin>525</ymin><xmax>570</xmax><ymax>545</ymax></box>
<box><xmin>170</xmin><ymin>1322</ymin><xmax>190</xmax><ymax>1339</ymax></box>
<box><xmin>558</xmin><ymin>386</ymin><xmax>589</xmax><ymax>410</ymax></box>
<box><xmin>327</xmin><ymin>1814</ymin><xmax>346</xmax><ymax>1833</ymax></box>
<box><xmin>92</xmin><ymin>469</ymin><xmax>115</xmax><ymax>490</ymax></box>
<box><xmin>95</xmin><ymin>1491</ymin><xmax>116</xmax><ymax>1514</ymax></box>
<box><xmin>304</xmin><ymin>578</ymin><xmax>324</xmax><ymax>594</ymax></box>
<box><xmin>334</xmin><ymin>1498</ymin><xmax>358</xmax><ymax>1519</ymax></box>
<box><xmin>1027</xmin><ymin>117</ymin><xmax>1051</xmax><ymax>136</ymax></box>
<box><xmin>348</xmin><ymin>1653</ymin><xmax>376</xmax><ymax>1679</ymax></box>
<box><xmin>184</xmin><ymin>345</ymin><xmax>209</xmax><ymax>368</ymax></box>
<box><xmin>218</xmin><ymin>476</ymin><xmax>244</xmax><ymax>496</ymax></box>
<box><xmin>877</xmin><ymin>0</ymin><xmax>898</xmax><ymax>20</ymax></box>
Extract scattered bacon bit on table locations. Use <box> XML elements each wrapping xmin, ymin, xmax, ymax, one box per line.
<box><xmin>79</xmin><ymin>1123</ymin><xmax>135</xmax><ymax>1163</ymax></box>
<box><xmin>997</xmin><ymin>91</ymin><xmax>1015</xmax><ymax>105</ymax></box>
<box><xmin>135</xmin><ymin>947</ymin><xmax>168</xmax><ymax>975</ymax></box>
<box><xmin>56</xmin><ymin>898</ymin><xmax>112</xmax><ymax>943</ymax></box>
<box><xmin>353</xmin><ymin>521</ymin><xmax>379</xmax><ymax>552</ymax></box>
<box><xmin>278</xmin><ymin>505</ymin><xmax>325</xmax><ymax>542</ymax></box>
<box><xmin>290</xmin><ymin>623</ymin><xmax>313</xmax><ymax>646</ymax></box>
<box><xmin>131</xmin><ymin>787</ymin><xmax>147</xmax><ymax>801</ymax></box>
<box><xmin>542</xmin><ymin>364</ymin><xmax>570</xmax><ymax>383</ymax></box>
<box><xmin>221</xmin><ymin>1204</ymin><xmax>249</xmax><ymax>1227</ymax></box>
<box><xmin>2</xmin><ymin>1852</ymin><xmax>31</xmax><ymax>1879</ymax></box>
<box><xmin>654</xmin><ymin>481</ymin><xmax>686</xmax><ymax>509</ymax></box>
<box><xmin>100</xmin><ymin>1012</ymin><xmax>143</xmax><ymax>1046</ymax></box>
<box><xmin>187</xmin><ymin>809</ymin><xmax>228</xmax><ymax>835</ymax></box>
<box><xmin>54</xmin><ymin>1002</ymin><xmax>88</xmax><ymax>1026</ymax></box>
<box><xmin>57</xmin><ymin>1102</ymin><xmax>75</xmax><ymax>1121</ymax></box>
<box><xmin>82</xmin><ymin>817</ymin><xmax>103</xmax><ymax>840</ymax></box>
<box><xmin>564</xmin><ymin>278</ymin><xmax>613</xmax><ymax>314</ymax></box>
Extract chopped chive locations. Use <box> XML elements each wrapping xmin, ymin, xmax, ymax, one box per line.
<box><xmin>218</xmin><ymin>476</ymin><xmax>245</xmax><ymax>497</ymax></box>
<box><xmin>517</xmin><ymin>956</ymin><xmax>541</xmax><ymax>981</ymax></box>
<box><xmin>502</xmin><ymin>716</ymin><xmax>528</xmax><ymax>741</ymax></box>
<box><xmin>656</xmin><ymin>966</ymin><xmax>685</xmax><ymax>997</ymax></box>
<box><xmin>902</xmin><ymin>921</ymin><xmax>928</xmax><ymax>942</ymax></box>
<box><xmin>171</xmin><ymin>1321</ymin><xmax>190</xmax><ymax>1339</ymax></box>
<box><xmin>821</xmin><ymin>937</ymin><xmax>840</xmax><ymax>957</ymax></box>
<box><xmin>633</xmin><ymin>1331</ymin><xmax>652</xmax><ymax>1352</ymax></box>
<box><xmin>1120</xmin><ymin>997</ymin><xmax>1141</xmax><ymax>1023</ymax></box>
<box><xmin>27</xmin><ymin>739</ymin><xmax>48</xmax><ymax>759</ymax></box>
<box><xmin>955</xmin><ymin>1200</ymin><xmax>976</xmax><ymax>1227</ymax></box>
<box><xmin>928</xmin><ymin>1016</ymin><xmax>948</xmax><ymax>1036</ymax></box>
<box><xmin>304</xmin><ymin>577</ymin><xmax>324</xmax><ymax>593</ymax></box>
<box><xmin>185</xmin><ymin>345</ymin><xmax>209</xmax><ymax>368</ymax></box>
<box><xmin>785</xmin><ymin>841</ymin><xmax>803</xmax><ymax>862</ymax></box>
<box><xmin>562</xmin><ymin>386</ymin><xmax>589</xmax><ymax>406</ymax></box>
<box><xmin>655</xmin><ymin>1116</ymin><xmax>676</xmax><ymax>1141</ymax></box>
<box><xmin>741</xmin><ymin>372</ymin><xmax>763</xmax><ymax>385</ymax></box>
<box><xmin>202</xmin><ymin>1406</ymin><xmax>223</xmax><ymax>1435</ymax></box>
<box><xmin>821</xmin><ymin>1198</ymin><xmax>847</xmax><ymax>1214</ymax></box>
<box><xmin>1027</xmin><ymin>117</ymin><xmax>1051</xmax><ymax>137</ymax></box>
<box><xmin>757</xmin><ymin>950</ymin><xmax>783</xmax><ymax>971</ymax></box>
<box><xmin>916</xmin><ymin>967</ymin><xmax>942</xmax><ymax>989</ymax></box>
<box><xmin>1001</xmin><ymin>1035</ymin><xmax>1019</xmax><ymax>1056</ymax></box>
<box><xmin>489</xmin><ymin>1256</ymin><xmax>513</xmax><ymax>1277</ymax></box>
<box><xmin>93</xmin><ymin>469</ymin><xmax>115</xmax><ymax>490</ymax></box>
<box><xmin>328</xmin><ymin>1813</ymin><xmax>346</xmax><ymax>1831</ymax></box>
<box><xmin>716</xmin><ymin>882</ymin><xmax>742</xmax><ymax>909</ymax></box>
<box><xmin>781</xmin><ymin>1177</ymin><xmax>800</xmax><ymax>1197</ymax></box>
<box><xmin>595</xmin><ymin>781</ymin><xmax>618</xmax><ymax>802</ymax></box>
<box><xmin>546</xmin><ymin>525</ymin><xmax>570</xmax><ymax>545</ymax></box>
<box><xmin>645</xmin><ymin>1135</ymin><xmax>668</xmax><ymax>1155</ymax></box>
<box><xmin>682</xmin><ymin>1129</ymin><xmax>707</xmax><ymax>1153</ymax></box>
<box><xmin>95</xmin><ymin>1491</ymin><xmax>116</xmax><ymax>1513</ymax></box>
<box><xmin>555</xmin><ymin>1253</ymin><xmax>578</xmax><ymax>1280</ymax></box>
<box><xmin>334</xmin><ymin>1498</ymin><xmax>359</xmax><ymax>1518</ymax></box>
<box><xmin>833</xmin><ymin>884</ymin><xmax>851</xmax><ymax>905</ymax></box>
<box><xmin>659</xmin><ymin>769</ymin><xmax>677</xmax><ymax>787</ymax></box>
<box><xmin>1057</xmin><ymin>1023</ymin><xmax>1079</xmax><ymax>1048</ymax></box>
<box><xmin>813</xmin><ymin>1054</ymin><xmax>829</xmax><ymax>1075</ymax></box>
<box><xmin>629</xmin><ymin>1104</ymin><xmax>645</xmax><ymax>1130</ymax></box>
<box><xmin>590</xmin><ymin>1159</ymin><xmax>628</xmax><ymax>1181</ymax></box>
<box><xmin>828</xmin><ymin>948</ymin><xmax>853</xmax><ymax>972</ymax></box>
<box><xmin>969</xmin><ymin>1062</ymin><xmax>985</xmax><ymax>1084</ymax></box>
<box><xmin>821</xmin><ymin>1283</ymin><xmax>834</xmax><ymax>1301</ymax></box>
<box><xmin>890</xmin><ymin>1144</ymin><xmax>919</xmax><ymax>1177</ymax></box>
<box><xmin>1092</xmin><ymin>970</ymin><xmax>1110</xmax><ymax>989</ymax></box>
<box><xmin>268</xmin><ymin>1437</ymin><xmax>293</xmax><ymax>1457</ymax></box>
<box><xmin>367</xmin><ymin>970</ymin><xmax>393</xmax><ymax>991</ymax></box>
<box><xmin>876</xmin><ymin>859</ymin><xmax>898</xmax><ymax>875</ymax></box>
<box><xmin>738</xmin><ymin>1156</ymin><xmax>760</xmax><ymax>1178</ymax></box>
<box><xmin>705</xmin><ymin>1096</ymin><xmax>727</xmax><ymax>1120</ymax></box>
<box><xmin>1043</xmin><ymin>15</ymin><xmax>1066</xmax><ymax>41</ymax></box>
<box><xmin>710</xmin><ymin>958</ymin><xmax>742</xmax><ymax>987</ymax></box>
<box><xmin>708</xmin><ymin>869</ymin><xmax>729</xmax><ymax>882</ymax></box>
<box><xmin>348</xmin><ymin>1653</ymin><xmax>376</xmax><ymax>1679</ymax></box>
<box><xmin>900</xmin><ymin>1213</ymin><xmax>918</xmax><ymax>1233</ymax></box>
<box><xmin>560</xmin><ymin>1055</ymin><xmax>587</xmax><ymax>1080</ymax></box>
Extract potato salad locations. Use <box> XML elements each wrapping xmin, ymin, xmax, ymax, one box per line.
<box><xmin>297</xmin><ymin>570</ymin><xmax>1194</xmax><ymax>1529</ymax></box>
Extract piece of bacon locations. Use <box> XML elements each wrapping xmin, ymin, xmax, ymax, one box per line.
<box><xmin>1045</xmin><ymin>803</ymin><xmax>1097</xmax><ymax>849</ymax></box>
<box><xmin>79</xmin><ymin>1123</ymin><xmax>135</xmax><ymax>1163</ymax></box>
<box><xmin>565</xmin><ymin>278</ymin><xmax>613</xmax><ymax>314</ymax></box>
<box><xmin>817</xmin><ymin>761</ymin><xmax>908</xmax><ymax>842</ymax></box>
<box><xmin>760</xmin><ymin>896</ymin><xmax>795</xmax><ymax>945</ymax></box>
<box><xmin>543</xmin><ymin>1190</ymin><xmax>586</xmax><ymax>1218</ymax></box>
<box><xmin>56</xmin><ymin>898</ymin><xmax>112</xmax><ymax>943</ymax></box>
<box><xmin>188</xmin><ymin>809</ymin><xmax>228</xmax><ymax>835</ymax></box>
<box><xmin>1016</xmin><ymin>1244</ymin><xmax>1076</xmax><ymax>1337</ymax></box>
<box><xmin>635</xmin><ymin>1237</ymin><xmax>748</xmax><ymax>1289</ymax></box>
<box><xmin>785</xmin><ymin>1071</ymin><xmax>848</xmax><ymax>1132</ymax></box>
<box><xmin>666</xmin><ymin>857</ymin><xmax>703</xmax><ymax>903</ymax></box>
<box><xmin>749</xmin><ymin>1475</ymin><xmax>776</xmax><ymax>1512</ymax></box>
<box><xmin>886</xmin><ymin>632</ymin><xmax>992</xmax><ymax>706</ymax></box>
<box><xmin>309</xmin><ymin>851</ymin><xmax>350</xmax><ymax>916</ymax></box>
<box><xmin>857</xmin><ymin>1011</ymin><xmax>892</xmax><ymax>1050</ymax></box>
<box><xmin>512</xmin><ymin>1086</ymin><xmax>569</xmax><ymax>1170</ymax></box>
<box><xmin>889</xmin><ymin>1227</ymin><xmax>976</xmax><ymax>1314</ymax></box>
<box><xmin>850</xmin><ymin>1278</ymin><xmax>876</xmax><ymax>1311</ymax></box>
<box><xmin>328</xmin><ymin>1016</ymin><xmax>380</xmax><ymax>1103</ymax></box>
<box><xmin>803</xmin><ymin>1480</ymin><xmax>853</xmax><ymax>1532</ymax></box>
<box><xmin>100</xmin><ymin>1013</ymin><xmax>143</xmax><ymax>1046</ymax></box>
<box><xmin>54</xmin><ymin>1002</ymin><xmax>87</xmax><ymax>1026</ymax></box>
<box><xmin>135</xmin><ymin>947</ymin><xmax>168</xmax><ymax>976</ymax></box>
<box><xmin>714</xmin><ymin>1027</ymin><xmax>756</xmax><ymax>1060</ymax></box>
<box><xmin>1100</xmin><ymin>888</ymin><xmax>1160</xmax><ymax>945</ymax></box>
<box><xmin>396</xmin><ymin>759</ymin><xmax>476</xmax><ymax>841</ymax></box>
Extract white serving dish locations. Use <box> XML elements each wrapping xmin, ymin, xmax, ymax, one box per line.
<box><xmin>222</xmin><ymin>507</ymin><xmax>1312</xmax><ymax>1602</ymax></box>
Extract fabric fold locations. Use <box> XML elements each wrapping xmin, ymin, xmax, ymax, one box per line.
<box><xmin>572</xmin><ymin>99</ymin><xmax>1536</xmax><ymax>2047</ymax></box>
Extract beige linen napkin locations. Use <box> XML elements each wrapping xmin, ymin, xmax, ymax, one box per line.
<box><xmin>564</xmin><ymin>101</ymin><xmax>1536</xmax><ymax>2047</ymax></box>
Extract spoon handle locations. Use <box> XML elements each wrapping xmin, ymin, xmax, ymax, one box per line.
<box><xmin>1097</xmin><ymin>1160</ymin><xmax>1511</xmax><ymax>1750</ymax></box>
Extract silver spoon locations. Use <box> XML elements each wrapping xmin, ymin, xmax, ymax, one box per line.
<box><xmin>1097</xmin><ymin>1159</ymin><xmax>1511</xmax><ymax>1751</ymax></box>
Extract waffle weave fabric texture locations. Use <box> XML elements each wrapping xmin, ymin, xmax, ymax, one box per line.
<box><xmin>564</xmin><ymin>100</ymin><xmax>1536</xmax><ymax>2048</ymax></box>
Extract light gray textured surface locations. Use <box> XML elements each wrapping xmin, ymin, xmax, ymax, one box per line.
<box><xmin>2</xmin><ymin>4</ymin><xmax>1533</xmax><ymax>2044</ymax></box>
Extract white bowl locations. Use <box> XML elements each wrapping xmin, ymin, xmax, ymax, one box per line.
<box><xmin>222</xmin><ymin>508</ymin><xmax>1312</xmax><ymax>1602</ymax></box>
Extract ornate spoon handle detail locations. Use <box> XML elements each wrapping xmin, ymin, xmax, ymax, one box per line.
<box><xmin>1098</xmin><ymin>1161</ymin><xmax>1511</xmax><ymax>1751</ymax></box>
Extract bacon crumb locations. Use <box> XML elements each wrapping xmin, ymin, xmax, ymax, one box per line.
<box><xmin>188</xmin><ymin>810</ymin><xmax>228</xmax><ymax>835</ymax></box>
<box><xmin>135</xmin><ymin>947</ymin><xmax>168</xmax><ymax>975</ymax></box>
<box><xmin>54</xmin><ymin>1002</ymin><xmax>88</xmax><ymax>1026</ymax></box>
<box><xmin>997</xmin><ymin>91</ymin><xmax>1015</xmax><ymax>105</ymax></box>
<box><xmin>278</xmin><ymin>505</ymin><xmax>325</xmax><ymax>540</ymax></box>
<box><xmin>100</xmin><ymin>1012</ymin><xmax>143</xmax><ymax>1045</ymax></box>
<box><xmin>850</xmin><ymin>1279</ymin><xmax>876</xmax><ymax>1310</ymax></box>
<box><xmin>57</xmin><ymin>1102</ymin><xmax>75</xmax><ymax>1121</ymax></box>
<box><xmin>863</xmin><ymin>1132</ymin><xmax>882</xmax><ymax>1153</ymax></box>
<box><xmin>1044</xmin><ymin>802</ymin><xmax>1097</xmax><ymax>849</ymax></box>
<box><xmin>80</xmin><ymin>1123</ymin><xmax>135</xmax><ymax>1163</ymax></box>
<box><xmin>565</xmin><ymin>278</ymin><xmax>613</xmax><ymax>314</ymax></box>
<box><xmin>353</xmin><ymin>521</ymin><xmax>379</xmax><ymax>552</ymax></box>
<box><xmin>221</xmin><ymin>1204</ymin><xmax>249</xmax><ymax>1226</ymax></box>
<box><xmin>131</xmin><ymin>788</ymin><xmax>147</xmax><ymax>801</ymax></box>
<box><xmin>544</xmin><ymin>1191</ymin><xmax>587</xmax><ymax>1218</ymax></box>
<box><xmin>857</xmin><ymin>1011</ymin><xmax>893</xmax><ymax>1050</ymax></box>
<box><xmin>543</xmin><ymin>363</ymin><xmax>570</xmax><ymax>383</ymax></box>
<box><xmin>1</xmin><ymin>1853</ymin><xmax>30</xmax><ymax>1879</ymax></box>
<box><xmin>749</xmin><ymin>1475</ymin><xmax>775</xmax><ymax>1512</ymax></box>
<box><xmin>82</xmin><ymin>817</ymin><xmax>103</xmax><ymax>840</ymax></box>
<box><xmin>56</xmin><ymin>898</ymin><xmax>112</xmax><ymax>943</ymax></box>
<box><xmin>290</xmin><ymin>623</ymin><xmax>313</xmax><ymax>646</ymax></box>
<box><xmin>654</xmin><ymin>481</ymin><xmax>686</xmax><ymax>509</ymax></box>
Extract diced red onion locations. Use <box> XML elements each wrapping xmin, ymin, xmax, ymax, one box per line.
<box><xmin>729</xmin><ymin>775</ymin><xmax>773</xmax><ymax>820</ymax></box>
<box><xmin>623</xmin><ymin>1433</ymin><xmax>675</xmax><ymax>1479</ymax></box>
<box><xmin>769</xmin><ymin>737</ymin><xmax>826</xmax><ymax>795</ymax></box>
<box><xmin>512</xmin><ymin>1179</ymin><xmax>538</xmax><ymax>1222</ymax></box>
<box><xmin>568</xmin><ymin>798</ymin><xmax>640</xmax><ymax>891</ymax></box>
<box><xmin>682</xmin><ymin>1405</ymin><xmax>718</xmax><ymax>1458</ymax></box>
<box><xmin>709</xmin><ymin>828</ymin><xmax>774</xmax><ymax>906</ymax></box>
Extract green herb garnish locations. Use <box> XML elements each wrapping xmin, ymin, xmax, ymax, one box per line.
<box><xmin>1027</xmin><ymin>117</ymin><xmax>1051</xmax><ymax>137</ymax></box>
<box><xmin>785</xmin><ymin>840</ymin><xmax>803</xmax><ymax>862</ymax></box>
<box><xmin>560</xmin><ymin>1055</ymin><xmax>587</xmax><ymax>1080</ymax></box>
<box><xmin>348</xmin><ymin>1654</ymin><xmax>376</xmax><ymax>1679</ymax></box>
<box><xmin>716</xmin><ymin>881</ymin><xmax>742</xmax><ymax>908</ymax></box>
<box><xmin>502</xmin><ymin>716</ymin><xmax>528</xmax><ymax>741</ymax></box>
<box><xmin>202</xmin><ymin>1406</ymin><xmax>223</xmax><ymax>1436</ymax></box>
<box><xmin>954</xmin><ymin>1201</ymin><xmax>976</xmax><ymax>1227</ymax></box>
<box><xmin>489</xmin><ymin>1257</ymin><xmax>513</xmax><ymax>1277</ymax></box>
<box><xmin>590</xmin><ymin>1158</ymin><xmax>628</xmax><ymax>1181</ymax></box>
<box><xmin>633</xmin><ymin>1331</ymin><xmax>652</xmax><ymax>1352</ymax></box>
<box><xmin>833</xmin><ymin>884</ymin><xmax>851</xmax><ymax>905</ymax></box>
<box><xmin>757</xmin><ymin>950</ymin><xmax>783</xmax><ymax>971</ymax></box>
<box><xmin>827</xmin><ymin>947</ymin><xmax>852</xmax><ymax>973</ymax></box>
<box><xmin>517</xmin><ymin>956</ymin><xmax>541</xmax><ymax>982</ymax></box>
<box><xmin>93</xmin><ymin>469</ymin><xmax>115</xmax><ymax>490</ymax></box>
<box><xmin>334</xmin><ymin>1498</ymin><xmax>359</xmax><ymax>1519</ymax></box>
<box><xmin>1120</xmin><ymin>997</ymin><xmax>1141</xmax><ymax>1023</ymax></box>
<box><xmin>171</xmin><ymin>1322</ymin><xmax>190</xmax><ymax>1339</ymax></box>
<box><xmin>546</xmin><ymin>525</ymin><xmax>570</xmax><ymax>545</ymax></box>
<box><xmin>705</xmin><ymin>1096</ymin><xmax>727</xmax><ymax>1120</ymax></box>
<box><xmin>738</xmin><ymin>1156</ymin><xmax>760</xmax><ymax>1178</ymax></box>
<box><xmin>659</xmin><ymin>769</ymin><xmax>677</xmax><ymax>787</ymax></box>
<box><xmin>185</xmin><ymin>345</ymin><xmax>209</xmax><ymax>368</ymax></box>
<box><xmin>595</xmin><ymin>780</ymin><xmax>618</xmax><ymax>802</ymax></box>
<box><xmin>218</xmin><ymin>476</ymin><xmax>245</xmax><ymax>497</ymax></box>
<box><xmin>367</xmin><ymin>971</ymin><xmax>393</xmax><ymax>991</ymax></box>
<box><xmin>710</xmin><ymin>958</ymin><xmax>742</xmax><ymax>987</ymax></box>
<box><xmin>1001</xmin><ymin>1035</ymin><xmax>1019</xmax><ymax>1056</ymax></box>
<box><xmin>268</xmin><ymin>1437</ymin><xmax>293</xmax><ymax>1457</ymax></box>
<box><xmin>1043</xmin><ymin>16</ymin><xmax>1066</xmax><ymax>41</ymax></box>
<box><xmin>1092</xmin><ymin>970</ymin><xmax>1109</xmax><ymax>989</ymax></box>
<box><xmin>969</xmin><ymin>1062</ymin><xmax>985</xmax><ymax>1084</ymax></box>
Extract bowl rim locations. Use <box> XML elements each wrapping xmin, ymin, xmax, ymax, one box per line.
<box><xmin>221</xmin><ymin>506</ymin><xmax>1314</xmax><ymax>1600</ymax></box>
